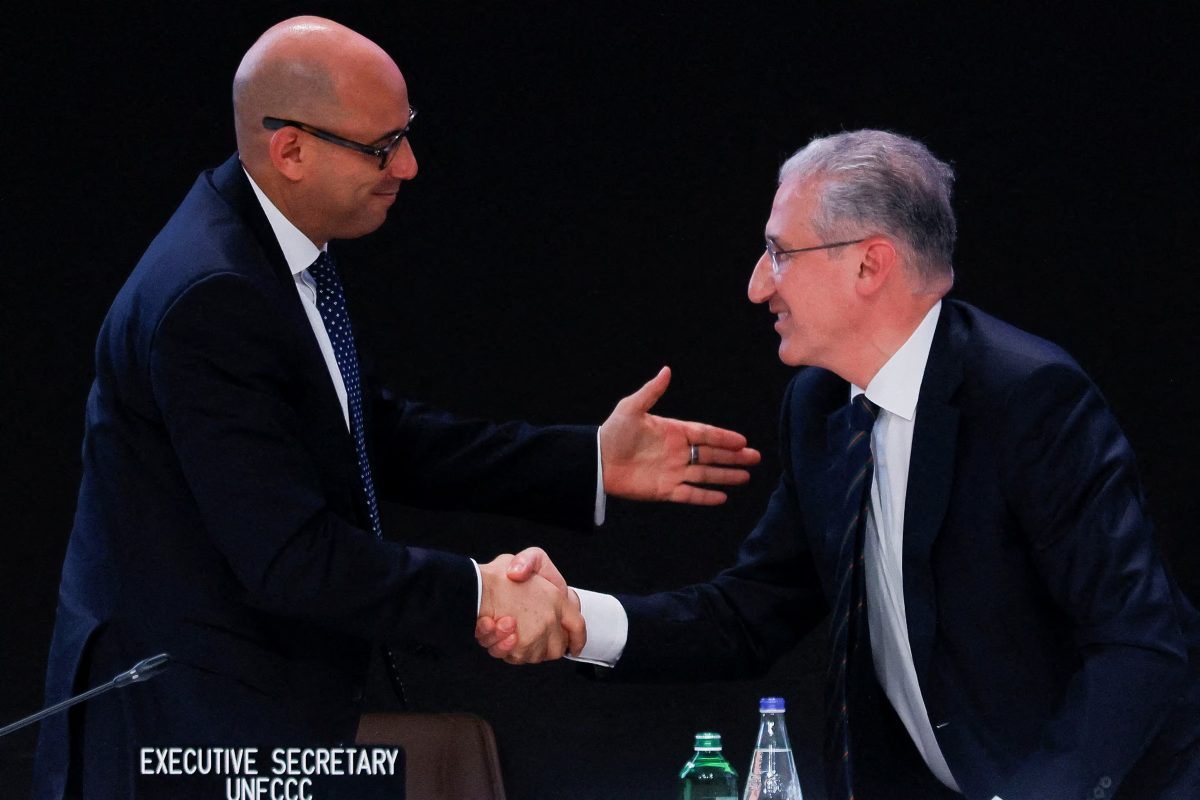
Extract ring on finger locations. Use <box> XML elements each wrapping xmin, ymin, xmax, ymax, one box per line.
<box><xmin>689</xmin><ymin>444</ymin><xmax>700</xmax><ymax>466</ymax></box>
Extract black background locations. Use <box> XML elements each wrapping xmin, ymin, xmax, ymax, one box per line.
<box><xmin>2</xmin><ymin>3</ymin><xmax>1197</xmax><ymax>798</ymax></box>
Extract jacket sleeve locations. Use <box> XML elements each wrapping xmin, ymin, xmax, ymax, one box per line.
<box><xmin>606</xmin><ymin>374</ymin><xmax>829</xmax><ymax>681</ymax></box>
<box><xmin>366</xmin><ymin>386</ymin><xmax>598</xmax><ymax>532</ymax></box>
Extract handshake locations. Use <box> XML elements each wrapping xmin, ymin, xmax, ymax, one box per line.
<box><xmin>475</xmin><ymin>366</ymin><xmax>763</xmax><ymax>664</ymax></box>
<box><xmin>476</xmin><ymin>547</ymin><xmax>583</xmax><ymax>665</ymax></box>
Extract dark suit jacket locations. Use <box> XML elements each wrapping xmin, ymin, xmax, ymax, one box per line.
<box><xmin>33</xmin><ymin>155</ymin><xmax>597</xmax><ymax>799</ymax></box>
<box><xmin>609</xmin><ymin>300</ymin><xmax>1200</xmax><ymax>800</ymax></box>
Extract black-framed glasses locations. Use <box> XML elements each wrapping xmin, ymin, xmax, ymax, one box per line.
<box><xmin>262</xmin><ymin>107</ymin><xmax>418</xmax><ymax>170</ymax></box>
<box><xmin>766</xmin><ymin>237</ymin><xmax>866</xmax><ymax>277</ymax></box>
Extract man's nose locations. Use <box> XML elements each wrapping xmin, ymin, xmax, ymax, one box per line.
<box><xmin>387</xmin><ymin>138</ymin><xmax>418</xmax><ymax>179</ymax></box>
<box><xmin>747</xmin><ymin>250</ymin><xmax>774</xmax><ymax>304</ymax></box>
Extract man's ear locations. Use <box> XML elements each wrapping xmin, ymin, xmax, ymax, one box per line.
<box><xmin>855</xmin><ymin>237</ymin><xmax>897</xmax><ymax>297</ymax></box>
<box><xmin>268</xmin><ymin>128</ymin><xmax>307</xmax><ymax>182</ymax></box>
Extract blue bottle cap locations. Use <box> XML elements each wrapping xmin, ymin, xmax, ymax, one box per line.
<box><xmin>759</xmin><ymin>696</ymin><xmax>785</xmax><ymax>712</ymax></box>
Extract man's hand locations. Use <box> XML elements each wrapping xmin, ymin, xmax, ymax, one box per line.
<box><xmin>477</xmin><ymin>547</ymin><xmax>587</xmax><ymax>661</ymax></box>
<box><xmin>600</xmin><ymin>367</ymin><xmax>761</xmax><ymax>505</ymax></box>
<box><xmin>477</xmin><ymin>548</ymin><xmax>584</xmax><ymax>664</ymax></box>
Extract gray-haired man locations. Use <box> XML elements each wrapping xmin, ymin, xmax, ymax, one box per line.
<box><xmin>483</xmin><ymin>130</ymin><xmax>1200</xmax><ymax>800</ymax></box>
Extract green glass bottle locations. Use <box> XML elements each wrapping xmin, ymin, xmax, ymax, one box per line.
<box><xmin>679</xmin><ymin>731</ymin><xmax>739</xmax><ymax>800</ymax></box>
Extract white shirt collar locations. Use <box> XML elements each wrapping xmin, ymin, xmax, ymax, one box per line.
<box><xmin>242</xmin><ymin>166</ymin><xmax>324</xmax><ymax>276</ymax></box>
<box><xmin>851</xmin><ymin>301</ymin><xmax>942</xmax><ymax>422</ymax></box>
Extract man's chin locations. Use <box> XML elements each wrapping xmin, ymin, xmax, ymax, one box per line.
<box><xmin>776</xmin><ymin>342</ymin><xmax>806</xmax><ymax>367</ymax></box>
<box><xmin>334</xmin><ymin>215</ymin><xmax>390</xmax><ymax>241</ymax></box>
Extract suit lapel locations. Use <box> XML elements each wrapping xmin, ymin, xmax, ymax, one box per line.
<box><xmin>210</xmin><ymin>154</ymin><xmax>295</xmax><ymax>289</ymax></box>
<box><xmin>208</xmin><ymin>155</ymin><xmax>360</xmax><ymax>466</ymax></box>
<box><xmin>902</xmin><ymin>304</ymin><xmax>964</xmax><ymax>688</ymax></box>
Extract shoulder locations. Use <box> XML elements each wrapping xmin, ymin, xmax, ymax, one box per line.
<box><xmin>91</xmin><ymin>158</ymin><xmax>300</xmax><ymax>386</ymax></box>
<box><xmin>144</xmin><ymin>156</ymin><xmax>274</xmax><ymax>287</ymax></box>
<box><xmin>108</xmin><ymin>157</ymin><xmax>285</xmax><ymax>334</ymax></box>
<box><xmin>943</xmin><ymin>299</ymin><xmax>1078</xmax><ymax>373</ymax></box>
<box><xmin>940</xmin><ymin>298</ymin><xmax>1092</xmax><ymax>397</ymax></box>
<box><xmin>936</xmin><ymin>301</ymin><xmax>1114</xmax><ymax>453</ymax></box>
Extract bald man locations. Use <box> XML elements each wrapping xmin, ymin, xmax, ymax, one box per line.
<box><xmin>32</xmin><ymin>17</ymin><xmax>758</xmax><ymax>799</ymax></box>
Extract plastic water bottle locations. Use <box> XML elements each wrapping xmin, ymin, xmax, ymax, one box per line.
<box><xmin>679</xmin><ymin>731</ymin><xmax>739</xmax><ymax>800</ymax></box>
<box><xmin>742</xmin><ymin>697</ymin><xmax>803</xmax><ymax>800</ymax></box>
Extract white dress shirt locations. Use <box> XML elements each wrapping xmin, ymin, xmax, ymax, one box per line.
<box><xmin>851</xmin><ymin>301</ymin><xmax>960</xmax><ymax>792</ymax></box>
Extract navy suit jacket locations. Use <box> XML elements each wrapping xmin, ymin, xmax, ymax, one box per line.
<box><xmin>33</xmin><ymin>155</ymin><xmax>597</xmax><ymax>799</ymax></box>
<box><xmin>609</xmin><ymin>300</ymin><xmax>1200</xmax><ymax>800</ymax></box>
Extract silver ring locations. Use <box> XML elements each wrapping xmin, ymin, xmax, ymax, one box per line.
<box><xmin>689</xmin><ymin>444</ymin><xmax>700</xmax><ymax>466</ymax></box>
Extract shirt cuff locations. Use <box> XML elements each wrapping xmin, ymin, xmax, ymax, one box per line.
<box><xmin>472</xmin><ymin>558</ymin><xmax>482</xmax><ymax>615</ymax></box>
<box><xmin>594</xmin><ymin>428</ymin><xmax>607</xmax><ymax>526</ymax></box>
<box><xmin>565</xmin><ymin>588</ymin><xmax>627</xmax><ymax>667</ymax></box>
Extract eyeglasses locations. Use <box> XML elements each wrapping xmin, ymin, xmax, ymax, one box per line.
<box><xmin>262</xmin><ymin>107</ymin><xmax>418</xmax><ymax>170</ymax></box>
<box><xmin>765</xmin><ymin>237</ymin><xmax>866</xmax><ymax>277</ymax></box>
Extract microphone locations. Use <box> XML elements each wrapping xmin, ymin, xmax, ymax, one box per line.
<box><xmin>111</xmin><ymin>653</ymin><xmax>171</xmax><ymax>688</ymax></box>
<box><xmin>0</xmin><ymin>653</ymin><xmax>171</xmax><ymax>738</ymax></box>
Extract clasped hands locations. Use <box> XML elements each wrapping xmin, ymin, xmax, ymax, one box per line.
<box><xmin>478</xmin><ymin>547</ymin><xmax>579</xmax><ymax>663</ymax></box>
<box><xmin>475</xmin><ymin>368</ymin><xmax>761</xmax><ymax>664</ymax></box>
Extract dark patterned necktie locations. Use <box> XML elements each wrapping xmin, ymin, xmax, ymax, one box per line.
<box><xmin>309</xmin><ymin>252</ymin><xmax>410</xmax><ymax>709</ymax></box>
<box><xmin>307</xmin><ymin>251</ymin><xmax>382</xmax><ymax>538</ymax></box>
<box><xmin>824</xmin><ymin>393</ymin><xmax>880</xmax><ymax>800</ymax></box>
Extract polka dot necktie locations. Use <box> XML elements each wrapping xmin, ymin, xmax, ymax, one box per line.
<box><xmin>308</xmin><ymin>251</ymin><xmax>382</xmax><ymax>538</ymax></box>
<box><xmin>824</xmin><ymin>393</ymin><xmax>879</xmax><ymax>800</ymax></box>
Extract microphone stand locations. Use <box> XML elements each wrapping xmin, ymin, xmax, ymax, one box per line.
<box><xmin>0</xmin><ymin>653</ymin><xmax>170</xmax><ymax>738</ymax></box>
